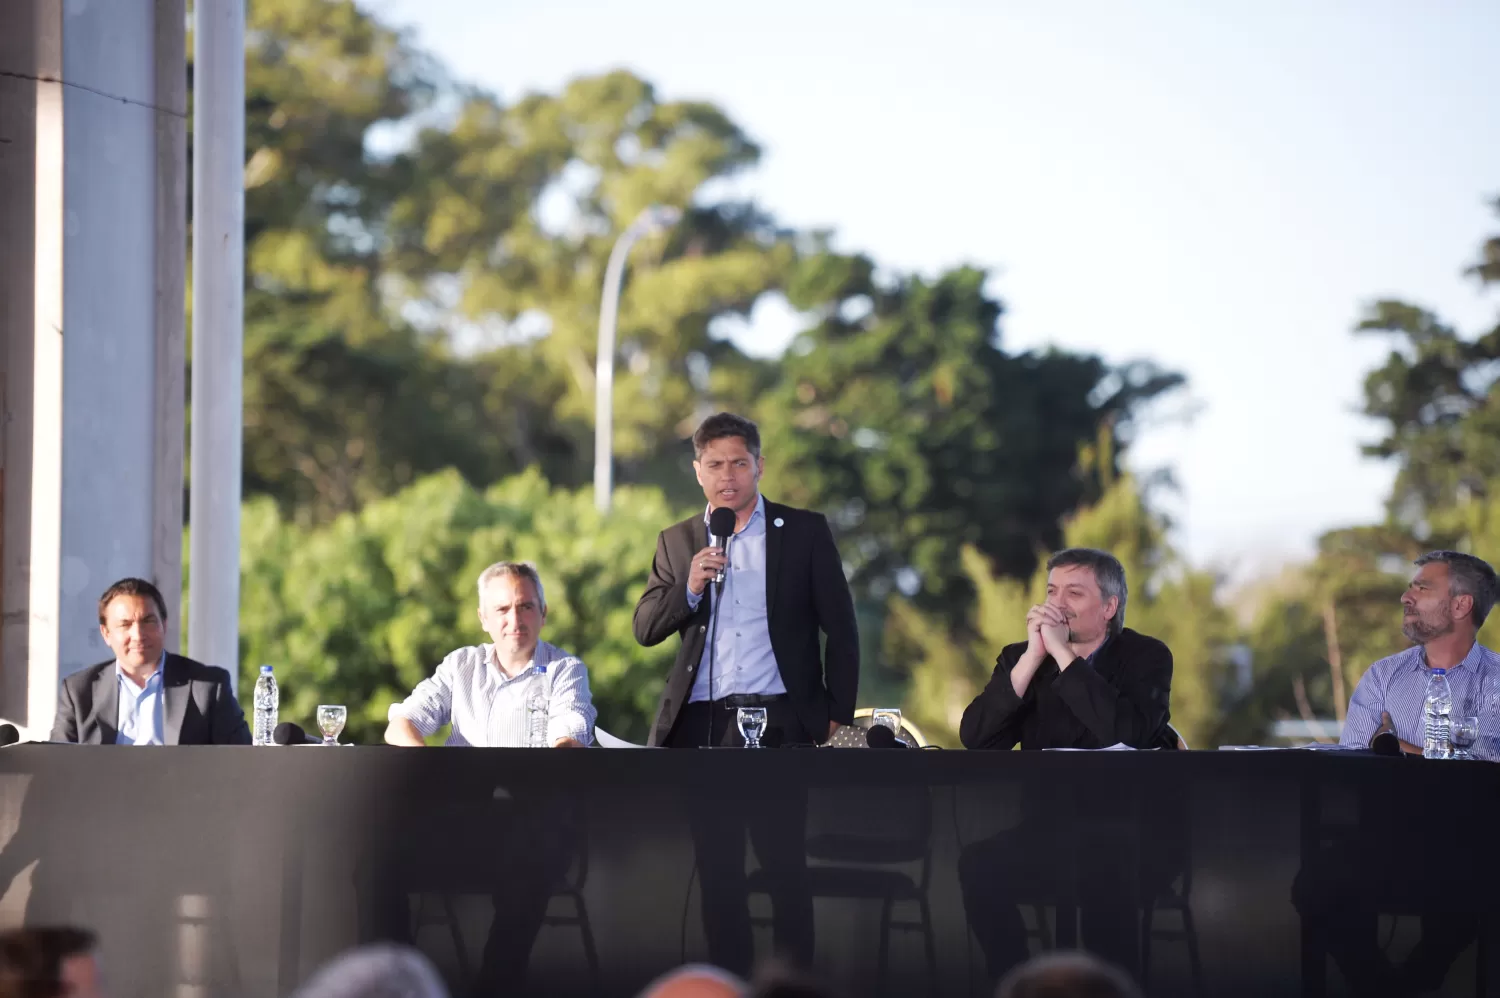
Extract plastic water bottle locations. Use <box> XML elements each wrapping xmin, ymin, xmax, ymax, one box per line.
<box><xmin>253</xmin><ymin>665</ymin><xmax>279</xmax><ymax>746</ymax></box>
<box><xmin>1423</xmin><ymin>667</ymin><xmax>1453</xmax><ymax>760</ymax></box>
<box><xmin>525</xmin><ymin>664</ymin><xmax>549</xmax><ymax>748</ymax></box>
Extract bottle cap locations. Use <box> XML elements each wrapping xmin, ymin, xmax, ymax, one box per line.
<box><xmin>260</xmin><ymin>664</ymin><xmax>274</xmax><ymax>673</ymax></box>
<box><xmin>1431</xmin><ymin>667</ymin><xmax>1447</xmax><ymax>675</ymax></box>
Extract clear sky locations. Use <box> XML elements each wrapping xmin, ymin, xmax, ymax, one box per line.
<box><xmin>368</xmin><ymin>0</ymin><xmax>1500</xmax><ymax>574</ymax></box>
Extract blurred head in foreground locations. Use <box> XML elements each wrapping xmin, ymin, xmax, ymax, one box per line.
<box><xmin>0</xmin><ymin>927</ymin><xmax>102</xmax><ymax>998</ymax></box>
<box><xmin>290</xmin><ymin>945</ymin><xmax>448</xmax><ymax>998</ymax></box>
<box><xmin>995</xmin><ymin>950</ymin><xmax>1142</xmax><ymax>998</ymax></box>
<box><xmin>637</xmin><ymin>963</ymin><xmax>746</xmax><ymax>998</ymax></box>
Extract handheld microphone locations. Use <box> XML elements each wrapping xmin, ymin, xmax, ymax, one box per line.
<box><xmin>708</xmin><ymin>506</ymin><xmax>737</xmax><ymax>587</ymax></box>
<box><xmin>865</xmin><ymin>724</ymin><xmax>906</xmax><ymax>749</ymax></box>
<box><xmin>273</xmin><ymin>721</ymin><xmax>319</xmax><ymax>745</ymax></box>
<box><xmin>0</xmin><ymin>724</ymin><xmax>20</xmax><ymax>747</ymax></box>
<box><xmin>1370</xmin><ymin>729</ymin><xmax>1402</xmax><ymax>756</ymax></box>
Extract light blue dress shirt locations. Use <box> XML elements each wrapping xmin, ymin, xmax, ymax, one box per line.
<box><xmin>116</xmin><ymin>653</ymin><xmax>166</xmax><ymax>746</ymax></box>
<box><xmin>1340</xmin><ymin>640</ymin><xmax>1499</xmax><ymax>747</ymax></box>
<box><xmin>685</xmin><ymin>494</ymin><xmax>787</xmax><ymax>702</ymax></box>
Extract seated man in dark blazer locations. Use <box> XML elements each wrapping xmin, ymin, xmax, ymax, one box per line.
<box><xmin>50</xmin><ymin>577</ymin><xmax>251</xmax><ymax>745</ymax></box>
<box><xmin>958</xmin><ymin>548</ymin><xmax>1175</xmax><ymax>984</ymax></box>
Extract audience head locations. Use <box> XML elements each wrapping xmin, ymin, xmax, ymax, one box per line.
<box><xmin>995</xmin><ymin>951</ymin><xmax>1142</xmax><ymax>998</ymax></box>
<box><xmin>0</xmin><ymin>927</ymin><xmax>102</xmax><ymax>998</ymax></box>
<box><xmin>1045</xmin><ymin>548</ymin><xmax>1128</xmax><ymax>641</ymax></box>
<box><xmin>636</xmin><ymin>963</ymin><xmax>746</xmax><ymax>998</ymax></box>
<box><xmin>96</xmin><ymin>578</ymin><xmax>168</xmax><ymax>672</ymax></box>
<box><xmin>475</xmin><ymin>561</ymin><xmax>547</xmax><ymax>665</ymax></box>
<box><xmin>1402</xmin><ymin>551</ymin><xmax>1498</xmax><ymax>645</ymax></box>
<box><xmin>692</xmin><ymin>412</ymin><xmax>764</xmax><ymax>518</ymax></box>
<box><xmin>290</xmin><ymin>944</ymin><xmax>447</xmax><ymax>998</ymax></box>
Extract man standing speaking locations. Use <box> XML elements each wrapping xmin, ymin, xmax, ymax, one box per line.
<box><xmin>634</xmin><ymin>411</ymin><xmax>860</xmax><ymax>972</ymax></box>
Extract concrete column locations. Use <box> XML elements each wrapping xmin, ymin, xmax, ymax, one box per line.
<box><xmin>0</xmin><ymin>0</ymin><xmax>187</xmax><ymax>732</ymax></box>
<box><xmin>187</xmin><ymin>0</ymin><xmax>245</xmax><ymax>691</ymax></box>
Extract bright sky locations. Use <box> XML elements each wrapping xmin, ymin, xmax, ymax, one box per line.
<box><xmin>370</xmin><ymin>0</ymin><xmax>1500</xmax><ymax>574</ymax></box>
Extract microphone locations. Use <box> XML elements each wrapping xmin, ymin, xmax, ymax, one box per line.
<box><xmin>273</xmin><ymin>721</ymin><xmax>319</xmax><ymax>745</ymax></box>
<box><xmin>0</xmin><ymin>724</ymin><xmax>19</xmax><ymax>747</ymax></box>
<box><xmin>865</xmin><ymin>724</ymin><xmax>906</xmax><ymax>749</ymax></box>
<box><xmin>1370</xmin><ymin>729</ymin><xmax>1402</xmax><ymax>757</ymax></box>
<box><xmin>708</xmin><ymin>506</ymin><xmax>737</xmax><ymax>586</ymax></box>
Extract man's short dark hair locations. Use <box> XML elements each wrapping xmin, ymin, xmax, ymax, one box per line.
<box><xmin>995</xmin><ymin>951</ymin><xmax>1142</xmax><ymax>998</ymax></box>
<box><xmin>0</xmin><ymin>927</ymin><xmax>98</xmax><ymax>998</ymax></box>
<box><xmin>97</xmin><ymin>577</ymin><xmax>168</xmax><ymax>626</ymax></box>
<box><xmin>1045</xmin><ymin>548</ymin><xmax>1128</xmax><ymax>636</ymax></box>
<box><xmin>1414</xmin><ymin>550</ymin><xmax>1499</xmax><ymax>627</ymax></box>
<box><xmin>693</xmin><ymin>412</ymin><xmax>761</xmax><ymax>460</ymax></box>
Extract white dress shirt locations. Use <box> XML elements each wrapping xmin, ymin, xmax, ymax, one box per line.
<box><xmin>388</xmin><ymin>639</ymin><xmax>597</xmax><ymax>747</ymax></box>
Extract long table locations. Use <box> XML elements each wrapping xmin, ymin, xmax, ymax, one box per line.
<box><xmin>0</xmin><ymin>745</ymin><xmax>1495</xmax><ymax>998</ymax></box>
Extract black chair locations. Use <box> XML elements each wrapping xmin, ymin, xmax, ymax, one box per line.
<box><xmin>1137</xmin><ymin>724</ymin><xmax>1205</xmax><ymax>998</ymax></box>
<box><xmin>749</xmin><ymin>714</ymin><xmax>938</xmax><ymax>995</ymax></box>
<box><xmin>409</xmin><ymin>820</ymin><xmax>600</xmax><ymax>994</ymax></box>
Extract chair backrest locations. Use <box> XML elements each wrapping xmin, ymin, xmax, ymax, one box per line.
<box><xmin>842</xmin><ymin>708</ymin><xmax>931</xmax><ymax>748</ymax></box>
<box><xmin>1166</xmin><ymin>723</ymin><xmax>1188</xmax><ymax>750</ymax></box>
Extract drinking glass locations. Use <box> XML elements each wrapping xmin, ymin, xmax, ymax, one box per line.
<box><xmin>872</xmin><ymin>708</ymin><xmax>904</xmax><ymax>737</ymax></box>
<box><xmin>1451</xmin><ymin>715</ymin><xmax>1479</xmax><ymax>761</ymax></box>
<box><xmin>736</xmin><ymin>706</ymin><xmax>767</xmax><ymax>748</ymax></box>
<box><xmin>316</xmin><ymin>704</ymin><xmax>347</xmax><ymax>746</ymax></box>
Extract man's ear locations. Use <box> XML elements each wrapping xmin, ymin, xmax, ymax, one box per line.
<box><xmin>1453</xmin><ymin>592</ymin><xmax>1476</xmax><ymax>623</ymax></box>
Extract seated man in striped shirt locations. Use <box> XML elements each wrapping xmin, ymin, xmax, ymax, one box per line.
<box><xmin>372</xmin><ymin>561</ymin><xmax>595</xmax><ymax>997</ymax></box>
<box><xmin>384</xmin><ymin>560</ymin><xmax>597</xmax><ymax>747</ymax></box>
<box><xmin>1298</xmin><ymin>550</ymin><xmax>1499</xmax><ymax>997</ymax></box>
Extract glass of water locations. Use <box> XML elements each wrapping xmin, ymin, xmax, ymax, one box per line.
<box><xmin>872</xmin><ymin>708</ymin><xmax>903</xmax><ymax>735</ymax></box>
<box><xmin>736</xmin><ymin>707</ymin><xmax>767</xmax><ymax>748</ymax></box>
<box><xmin>1451</xmin><ymin>715</ymin><xmax>1479</xmax><ymax>761</ymax></box>
<box><xmin>316</xmin><ymin>704</ymin><xmax>348</xmax><ymax>746</ymax></box>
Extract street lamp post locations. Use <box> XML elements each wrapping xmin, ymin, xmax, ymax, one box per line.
<box><xmin>594</xmin><ymin>205</ymin><xmax>682</xmax><ymax>513</ymax></box>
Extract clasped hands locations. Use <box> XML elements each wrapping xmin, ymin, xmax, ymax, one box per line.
<box><xmin>1024</xmin><ymin>602</ymin><xmax>1077</xmax><ymax>669</ymax></box>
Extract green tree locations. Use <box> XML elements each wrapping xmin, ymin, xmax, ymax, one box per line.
<box><xmin>238</xmin><ymin>469</ymin><xmax>684</xmax><ymax>744</ymax></box>
<box><xmin>758</xmin><ymin>254</ymin><xmax>1183</xmax><ymax>627</ymax></box>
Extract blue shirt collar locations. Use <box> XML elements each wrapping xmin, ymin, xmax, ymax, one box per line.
<box><xmin>1412</xmin><ymin>640</ymin><xmax>1486</xmax><ymax>674</ymax></box>
<box><xmin>703</xmin><ymin>494</ymin><xmax>765</xmax><ymax>531</ymax></box>
<box><xmin>116</xmin><ymin>652</ymin><xmax>166</xmax><ymax>691</ymax></box>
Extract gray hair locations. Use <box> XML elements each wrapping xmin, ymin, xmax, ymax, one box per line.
<box><xmin>290</xmin><ymin>945</ymin><xmax>448</xmax><ymax>998</ymax></box>
<box><xmin>1414</xmin><ymin>550</ymin><xmax>1498</xmax><ymax>627</ymax></box>
<box><xmin>476</xmin><ymin>561</ymin><xmax>547</xmax><ymax>613</ymax></box>
<box><xmin>1046</xmin><ymin>548</ymin><xmax>1128</xmax><ymax>637</ymax></box>
<box><xmin>996</xmin><ymin>950</ymin><xmax>1142</xmax><ymax>998</ymax></box>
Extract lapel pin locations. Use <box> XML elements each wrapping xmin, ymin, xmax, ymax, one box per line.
<box><xmin>773</xmin><ymin>518</ymin><xmax>784</xmax><ymax>528</ymax></box>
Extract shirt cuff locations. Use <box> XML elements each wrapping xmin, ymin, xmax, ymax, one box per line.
<box><xmin>388</xmin><ymin>703</ymin><xmax>439</xmax><ymax>737</ymax></box>
<box><xmin>686</xmin><ymin>585</ymin><xmax>702</xmax><ymax>611</ymax></box>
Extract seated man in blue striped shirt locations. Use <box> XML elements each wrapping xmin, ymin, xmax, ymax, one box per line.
<box><xmin>1340</xmin><ymin>550</ymin><xmax>1500</xmax><ymax>753</ymax></box>
<box><xmin>1299</xmin><ymin>550</ymin><xmax>1499</xmax><ymax>996</ymax></box>
<box><xmin>384</xmin><ymin>561</ymin><xmax>596</xmax><ymax>747</ymax></box>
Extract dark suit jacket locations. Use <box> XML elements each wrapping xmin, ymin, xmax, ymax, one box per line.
<box><xmin>959</xmin><ymin>628</ymin><xmax>1173</xmax><ymax>751</ymax></box>
<box><xmin>633</xmin><ymin>499</ymin><xmax>860</xmax><ymax>747</ymax></box>
<box><xmin>49</xmin><ymin>653</ymin><xmax>253</xmax><ymax>745</ymax></box>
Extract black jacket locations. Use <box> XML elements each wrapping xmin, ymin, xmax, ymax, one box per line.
<box><xmin>959</xmin><ymin>627</ymin><xmax>1174</xmax><ymax>750</ymax></box>
<box><xmin>633</xmin><ymin>499</ymin><xmax>860</xmax><ymax>747</ymax></box>
<box><xmin>50</xmin><ymin>653</ymin><xmax>253</xmax><ymax>745</ymax></box>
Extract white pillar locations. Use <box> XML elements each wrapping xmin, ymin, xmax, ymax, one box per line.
<box><xmin>0</xmin><ymin>0</ymin><xmax>188</xmax><ymax>731</ymax></box>
<box><xmin>187</xmin><ymin>0</ymin><xmax>245</xmax><ymax>688</ymax></box>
